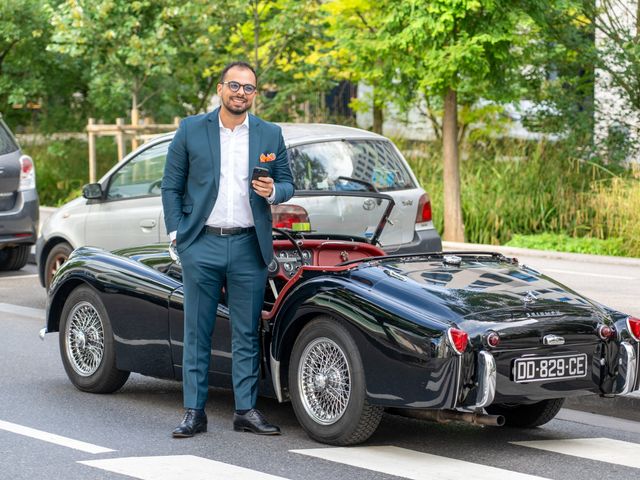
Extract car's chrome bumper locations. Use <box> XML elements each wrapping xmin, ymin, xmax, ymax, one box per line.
<box><xmin>474</xmin><ymin>351</ymin><xmax>497</xmax><ymax>408</ymax></box>
<box><xmin>460</xmin><ymin>350</ymin><xmax>497</xmax><ymax>409</ymax></box>
<box><xmin>616</xmin><ymin>341</ymin><xmax>638</xmax><ymax>395</ymax></box>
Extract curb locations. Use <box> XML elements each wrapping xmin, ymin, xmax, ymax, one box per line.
<box><xmin>443</xmin><ymin>241</ymin><xmax>640</xmax><ymax>267</ymax></box>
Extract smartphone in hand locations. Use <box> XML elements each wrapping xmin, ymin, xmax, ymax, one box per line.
<box><xmin>251</xmin><ymin>166</ymin><xmax>270</xmax><ymax>184</ymax></box>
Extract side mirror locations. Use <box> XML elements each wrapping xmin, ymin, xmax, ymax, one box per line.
<box><xmin>82</xmin><ymin>183</ymin><xmax>103</xmax><ymax>199</ymax></box>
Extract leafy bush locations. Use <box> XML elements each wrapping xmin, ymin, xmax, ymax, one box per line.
<box><xmin>23</xmin><ymin>138</ymin><xmax>118</xmax><ymax>206</ymax></box>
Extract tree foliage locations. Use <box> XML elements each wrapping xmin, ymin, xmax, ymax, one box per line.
<box><xmin>0</xmin><ymin>0</ymin><xmax>87</xmax><ymax>131</ymax></box>
<box><xmin>380</xmin><ymin>0</ymin><xmax>527</xmax><ymax>241</ymax></box>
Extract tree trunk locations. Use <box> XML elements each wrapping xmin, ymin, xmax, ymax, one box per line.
<box><xmin>372</xmin><ymin>85</ymin><xmax>383</xmax><ymax>134</ymax></box>
<box><xmin>130</xmin><ymin>89</ymin><xmax>140</xmax><ymax>150</ymax></box>
<box><xmin>442</xmin><ymin>87</ymin><xmax>465</xmax><ymax>242</ymax></box>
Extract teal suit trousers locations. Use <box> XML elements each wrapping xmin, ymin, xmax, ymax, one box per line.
<box><xmin>180</xmin><ymin>228</ymin><xmax>268</xmax><ymax>410</ymax></box>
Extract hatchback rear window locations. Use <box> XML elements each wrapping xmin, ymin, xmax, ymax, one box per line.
<box><xmin>288</xmin><ymin>139</ymin><xmax>416</xmax><ymax>192</ymax></box>
<box><xmin>0</xmin><ymin>120</ymin><xmax>19</xmax><ymax>156</ymax></box>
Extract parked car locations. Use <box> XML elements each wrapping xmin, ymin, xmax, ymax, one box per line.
<box><xmin>40</xmin><ymin>191</ymin><xmax>640</xmax><ymax>446</ymax></box>
<box><xmin>36</xmin><ymin>123</ymin><xmax>441</xmax><ymax>288</ymax></box>
<box><xmin>0</xmin><ymin>114</ymin><xmax>39</xmax><ymax>271</ymax></box>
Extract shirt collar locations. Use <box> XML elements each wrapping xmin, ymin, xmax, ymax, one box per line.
<box><xmin>218</xmin><ymin>113</ymin><xmax>250</xmax><ymax>132</ymax></box>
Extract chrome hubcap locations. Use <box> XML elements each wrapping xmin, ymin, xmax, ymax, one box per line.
<box><xmin>65</xmin><ymin>301</ymin><xmax>104</xmax><ymax>376</ymax></box>
<box><xmin>298</xmin><ymin>337</ymin><xmax>351</xmax><ymax>425</ymax></box>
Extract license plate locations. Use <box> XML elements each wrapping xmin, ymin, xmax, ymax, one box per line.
<box><xmin>512</xmin><ymin>353</ymin><xmax>588</xmax><ymax>383</ymax></box>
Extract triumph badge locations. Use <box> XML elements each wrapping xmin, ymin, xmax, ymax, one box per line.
<box><xmin>523</xmin><ymin>291</ymin><xmax>538</xmax><ymax>305</ymax></box>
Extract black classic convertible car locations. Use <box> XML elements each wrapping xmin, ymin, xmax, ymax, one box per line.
<box><xmin>41</xmin><ymin>192</ymin><xmax>640</xmax><ymax>445</ymax></box>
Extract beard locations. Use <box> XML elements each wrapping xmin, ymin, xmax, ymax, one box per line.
<box><xmin>222</xmin><ymin>94</ymin><xmax>251</xmax><ymax>115</ymax></box>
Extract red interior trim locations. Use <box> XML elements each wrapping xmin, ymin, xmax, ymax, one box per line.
<box><xmin>262</xmin><ymin>239</ymin><xmax>383</xmax><ymax>320</ymax></box>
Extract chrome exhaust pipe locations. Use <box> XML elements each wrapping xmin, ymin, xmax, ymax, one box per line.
<box><xmin>389</xmin><ymin>408</ymin><xmax>505</xmax><ymax>427</ymax></box>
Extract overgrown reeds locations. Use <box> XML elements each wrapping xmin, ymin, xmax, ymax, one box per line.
<box><xmin>402</xmin><ymin>138</ymin><xmax>640</xmax><ymax>258</ymax></box>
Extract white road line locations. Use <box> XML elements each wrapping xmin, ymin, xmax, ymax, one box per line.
<box><xmin>0</xmin><ymin>419</ymin><xmax>114</xmax><ymax>454</ymax></box>
<box><xmin>0</xmin><ymin>273</ymin><xmax>39</xmax><ymax>281</ymax></box>
<box><xmin>79</xmin><ymin>455</ymin><xmax>290</xmax><ymax>480</ymax></box>
<box><xmin>543</xmin><ymin>268</ymin><xmax>635</xmax><ymax>280</ymax></box>
<box><xmin>0</xmin><ymin>303</ymin><xmax>45</xmax><ymax>320</ymax></box>
<box><xmin>511</xmin><ymin>437</ymin><xmax>640</xmax><ymax>469</ymax></box>
<box><xmin>292</xmin><ymin>446</ymin><xmax>550</xmax><ymax>480</ymax></box>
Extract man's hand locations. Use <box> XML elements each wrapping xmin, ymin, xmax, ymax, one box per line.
<box><xmin>252</xmin><ymin>176</ymin><xmax>274</xmax><ymax>198</ymax></box>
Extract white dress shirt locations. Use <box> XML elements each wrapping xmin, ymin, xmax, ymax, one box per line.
<box><xmin>169</xmin><ymin>113</ymin><xmax>275</xmax><ymax>242</ymax></box>
<box><xmin>207</xmin><ymin>114</ymin><xmax>253</xmax><ymax>228</ymax></box>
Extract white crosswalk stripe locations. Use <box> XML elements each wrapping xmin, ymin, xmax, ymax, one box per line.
<box><xmin>79</xmin><ymin>455</ymin><xmax>291</xmax><ymax>480</ymax></box>
<box><xmin>291</xmin><ymin>445</ymin><xmax>551</xmax><ymax>480</ymax></box>
<box><xmin>511</xmin><ymin>437</ymin><xmax>640</xmax><ymax>469</ymax></box>
<box><xmin>0</xmin><ymin>419</ymin><xmax>114</xmax><ymax>454</ymax></box>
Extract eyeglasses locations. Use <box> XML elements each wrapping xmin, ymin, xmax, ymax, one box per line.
<box><xmin>220</xmin><ymin>81</ymin><xmax>257</xmax><ymax>95</ymax></box>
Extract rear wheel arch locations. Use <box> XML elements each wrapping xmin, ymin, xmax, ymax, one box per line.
<box><xmin>274</xmin><ymin>307</ymin><xmax>367</xmax><ymax>400</ymax></box>
<box><xmin>39</xmin><ymin>237</ymin><xmax>74</xmax><ymax>288</ymax></box>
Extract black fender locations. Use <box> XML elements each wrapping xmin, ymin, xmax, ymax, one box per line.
<box><xmin>47</xmin><ymin>247</ymin><xmax>179</xmax><ymax>380</ymax></box>
<box><xmin>268</xmin><ymin>273</ymin><xmax>463</xmax><ymax>409</ymax></box>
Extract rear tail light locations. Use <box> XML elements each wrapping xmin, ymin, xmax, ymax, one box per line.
<box><xmin>485</xmin><ymin>331</ymin><xmax>501</xmax><ymax>348</ymax></box>
<box><xmin>627</xmin><ymin>317</ymin><xmax>640</xmax><ymax>341</ymax></box>
<box><xmin>415</xmin><ymin>193</ymin><xmax>432</xmax><ymax>223</ymax></box>
<box><xmin>597</xmin><ymin>325</ymin><xmax>615</xmax><ymax>340</ymax></box>
<box><xmin>271</xmin><ymin>204</ymin><xmax>310</xmax><ymax>230</ymax></box>
<box><xmin>18</xmin><ymin>155</ymin><xmax>36</xmax><ymax>191</ymax></box>
<box><xmin>447</xmin><ymin>328</ymin><xmax>469</xmax><ymax>355</ymax></box>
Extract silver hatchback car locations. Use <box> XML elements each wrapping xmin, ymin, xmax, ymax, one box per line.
<box><xmin>37</xmin><ymin>124</ymin><xmax>441</xmax><ymax>287</ymax></box>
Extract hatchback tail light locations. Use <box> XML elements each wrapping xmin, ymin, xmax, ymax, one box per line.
<box><xmin>18</xmin><ymin>155</ymin><xmax>36</xmax><ymax>191</ymax></box>
<box><xmin>271</xmin><ymin>204</ymin><xmax>310</xmax><ymax>230</ymax></box>
<box><xmin>447</xmin><ymin>328</ymin><xmax>469</xmax><ymax>355</ymax></box>
<box><xmin>415</xmin><ymin>193</ymin><xmax>432</xmax><ymax>223</ymax></box>
<box><xmin>627</xmin><ymin>317</ymin><xmax>640</xmax><ymax>341</ymax></box>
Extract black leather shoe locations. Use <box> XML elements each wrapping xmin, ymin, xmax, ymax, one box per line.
<box><xmin>233</xmin><ymin>409</ymin><xmax>281</xmax><ymax>435</ymax></box>
<box><xmin>172</xmin><ymin>409</ymin><xmax>207</xmax><ymax>438</ymax></box>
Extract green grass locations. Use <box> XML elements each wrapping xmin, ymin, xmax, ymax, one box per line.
<box><xmin>402</xmin><ymin>137</ymin><xmax>640</xmax><ymax>258</ymax></box>
<box><xmin>505</xmin><ymin>233</ymin><xmax>626</xmax><ymax>256</ymax></box>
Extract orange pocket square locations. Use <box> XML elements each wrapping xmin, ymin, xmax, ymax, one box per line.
<box><xmin>260</xmin><ymin>152</ymin><xmax>276</xmax><ymax>163</ymax></box>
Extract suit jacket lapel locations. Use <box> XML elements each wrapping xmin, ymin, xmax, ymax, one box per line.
<box><xmin>206</xmin><ymin>108</ymin><xmax>221</xmax><ymax>193</ymax></box>
<box><xmin>248</xmin><ymin>113</ymin><xmax>260</xmax><ymax>193</ymax></box>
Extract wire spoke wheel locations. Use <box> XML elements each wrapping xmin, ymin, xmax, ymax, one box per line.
<box><xmin>65</xmin><ymin>301</ymin><xmax>105</xmax><ymax>376</ymax></box>
<box><xmin>290</xmin><ymin>316</ymin><xmax>383</xmax><ymax>445</ymax></box>
<box><xmin>298</xmin><ymin>337</ymin><xmax>351</xmax><ymax>425</ymax></box>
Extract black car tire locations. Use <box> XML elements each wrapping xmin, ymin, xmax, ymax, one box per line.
<box><xmin>45</xmin><ymin>242</ymin><xmax>73</xmax><ymax>289</ymax></box>
<box><xmin>289</xmin><ymin>316</ymin><xmax>383</xmax><ymax>445</ymax></box>
<box><xmin>59</xmin><ymin>285</ymin><xmax>129</xmax><ymax>393</ymax></box>
<box><xmin>0</xmin><ymin>245</ymin><xmax>30</xmax><ymax>271</ymax></box>
<box><xmin>486</xmin><ymin>398</ymin><xmax>565</xmax><ymax>428</ymax></box>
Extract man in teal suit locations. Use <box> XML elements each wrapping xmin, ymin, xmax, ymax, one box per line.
<box><xmin>161</xmin><ymin>62</ymin><xmax>294</xmax><ymax>437</ymax></box>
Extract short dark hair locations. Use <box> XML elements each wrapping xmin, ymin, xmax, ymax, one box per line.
<box><xmin>219</xmin><ymin>61</ymin><xmax>257</xmax><ymax>84</ymax></box>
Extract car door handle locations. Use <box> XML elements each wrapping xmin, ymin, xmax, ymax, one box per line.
<box><xmin>140</xmin><ymin>219</ymin><xmax>157</xmax><ymax>228</ymax></box>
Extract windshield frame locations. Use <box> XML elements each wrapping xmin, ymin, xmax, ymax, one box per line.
<box><xmin>290</xmin><ymin>190</ymin><xmax>395</xmax><ymax>246</ymax></box>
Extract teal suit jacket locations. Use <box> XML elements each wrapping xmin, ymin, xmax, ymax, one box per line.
<box><xmin>161</xmin><ymin>108</ymin><xmax>295</xmax><ymax>265</ymax></box>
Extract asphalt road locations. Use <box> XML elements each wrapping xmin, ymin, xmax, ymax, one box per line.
<box><xmin>1</xmin><ymin>257</ymin><xmax>640</xmax><ymax>480</ymax></box>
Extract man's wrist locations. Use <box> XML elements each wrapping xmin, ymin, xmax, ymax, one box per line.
<box><xmin>267</xmin><ymin>184</ymin><xmax>277</xmax><ymax>204</ymax></box>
